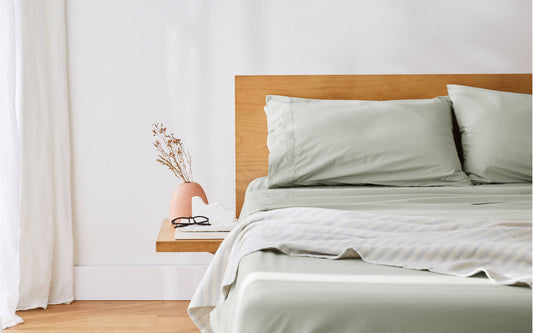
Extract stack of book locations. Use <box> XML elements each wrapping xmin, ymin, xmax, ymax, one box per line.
<box><xmin>174</xmin><ymin>220</ymin><xmax>237</xmax><ymax>240</ymax></box>
<box><xmin>174</xmin><ymin>196</ymin><xmax>236</xmax><ymax>239</ymax></box>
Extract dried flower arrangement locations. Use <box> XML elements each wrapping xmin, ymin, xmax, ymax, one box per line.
<box><xmin>152</xmin><ymin>123</ymin><xmax>193</xmax><ymax>183</ymax></box>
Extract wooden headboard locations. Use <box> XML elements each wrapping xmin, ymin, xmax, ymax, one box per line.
<box><xmin>235</xmin><ymin>74</ymin><xmax>532</xmax><ymax>216</ymax></box>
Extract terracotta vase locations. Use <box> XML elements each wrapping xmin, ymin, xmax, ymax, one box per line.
<box><xmin>169</xmin><ymin>182</ymin><xmax>208</xmax><ymax>220</ymax></box>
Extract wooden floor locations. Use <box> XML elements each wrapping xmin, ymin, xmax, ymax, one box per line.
<box><xmin>8</xmin><ymin>301</ymin><xmax>199</xmax><ymax>333</ymax></box>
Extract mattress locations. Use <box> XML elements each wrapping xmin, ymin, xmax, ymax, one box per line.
<box><xmin>197</xmin><ymin>178</ymin><xmax>532</xmax><ymax>333</ymax></box>
<box><xmin>211</xmin><ymin>251</ymin><xmax>532</xmax><ymax>333</ymax></box>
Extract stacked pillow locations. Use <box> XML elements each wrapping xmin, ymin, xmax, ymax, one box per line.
<box><xmin>447</xmin><ymin>85</ymin><xmax>532</xmax><ymax>184</ymax></box>
<box><xmin>264</xmin><ymin>86</ymin><xmax>532</xmax><ymax>188</ymax></box>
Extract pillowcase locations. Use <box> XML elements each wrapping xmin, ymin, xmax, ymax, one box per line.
<box><xmin>264</xmin><ymin>95</ymin><xmax>471</xmax><ymax>188</ymax></box>
<box><xmin>447</xmin><ymin>85</ymin><xmax>532</xmax><ymax>184</ymax></box>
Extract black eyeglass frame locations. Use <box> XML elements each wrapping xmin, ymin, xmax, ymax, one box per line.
<box><xmin>171</xmin><ymin>216</ymin><xmax>210</xmax><ymax>228</ymax></box>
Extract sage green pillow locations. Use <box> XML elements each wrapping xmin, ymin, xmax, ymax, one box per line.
<box><xmin>448</xmin><ymin>85</ymin><xmax>532</xmax><ymax>183</ymax></box>
<box><xmin>264</xmin><ymin>95</ymin><xmax>471</xmax><ymax>188</ymax></box>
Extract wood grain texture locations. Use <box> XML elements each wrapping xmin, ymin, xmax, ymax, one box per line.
<box><xmin>156</xmin><ymin>219</ymin><xmax>222</xmax><ymax>254</ymax></box>
<box><xmin>235</xmin><ymin>74</ymin><xmax>532</xmax><ymax>216</ymax></box>
<box><xmin>10</xmin><ymin>301</ymin><xmax>198</xmax><ymax>333</ymax></box>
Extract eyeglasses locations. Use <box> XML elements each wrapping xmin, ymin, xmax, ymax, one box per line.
<box><xmin>171</xmin><ymin>216</ymin><xmax>210</xmax><ymax>228</ymax></box>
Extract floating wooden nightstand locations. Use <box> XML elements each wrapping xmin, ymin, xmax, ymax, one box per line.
<box><xmin>156</xmin><ymin>219</ymin><xmax>223</xmax><ymax>254</ymax></box>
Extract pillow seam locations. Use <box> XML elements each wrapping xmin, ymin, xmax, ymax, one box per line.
<box><xmin>289</xmin><ymin>99</ymin><xmax>297</xmax><ymax>183</ymax></box>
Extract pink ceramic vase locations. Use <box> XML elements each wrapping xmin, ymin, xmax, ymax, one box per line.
<box><xmin>169</xmin><ymin>182</ymin><xmax>208</xmax><ymax>220</ymax></box>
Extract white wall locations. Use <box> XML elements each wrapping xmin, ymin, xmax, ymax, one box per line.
<box><xmin>66</xmin><ymin>0</ymin><xmax>532</xmax><ymax>298</ymax></box>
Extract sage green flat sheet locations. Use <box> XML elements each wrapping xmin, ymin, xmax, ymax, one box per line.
<box><xmin>209</xmin><ymin>178</ymin><xmax>531</xmax><ymax>333</ymax></box>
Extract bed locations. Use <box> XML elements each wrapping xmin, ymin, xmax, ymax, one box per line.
<box><xmin>189</xmin><ymin>74</ymin><xmax>532</xmax><ymax>333</ymax></box>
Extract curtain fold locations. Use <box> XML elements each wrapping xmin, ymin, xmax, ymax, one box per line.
<box><xmin>0</xmin><ymin>0</ymin><xmax>22</xmax><ymax>328</ymax></box>
<box><xmin>0</xmin><ymin>0</ymin><xmax>73</xmax><ymax>328</ymax></box>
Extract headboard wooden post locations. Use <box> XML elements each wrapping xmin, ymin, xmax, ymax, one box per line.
<box><xmin>235</xmin><ymin>74</ymin><xmax>532</xmax><ymax>217</ymax></box>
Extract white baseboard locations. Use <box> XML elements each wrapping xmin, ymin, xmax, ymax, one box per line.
<box><xmin>74</xmin><ymin>265</ymin><xmax>208</xmax><ymax>300</ymax></box>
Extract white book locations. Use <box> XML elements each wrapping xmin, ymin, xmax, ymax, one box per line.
<box><xmin>174</xmin><ymin>230</ymin><xmax>229</xmax><ymax>240</ymax></box>
<box><xmin>177</xmin><ymin>222</ymin><xmax>236</xmax><ymax>233</ymax></box>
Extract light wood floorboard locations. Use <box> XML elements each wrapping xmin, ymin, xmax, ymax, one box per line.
<box><xmin>8</xmin><ymin>301</ymin><xmax>199</xmax><ymax>333</ymax></box>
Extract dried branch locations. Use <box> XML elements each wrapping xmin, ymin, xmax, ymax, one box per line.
<box><xmin>152</xmin><ymin>123</ymin><xmax>193</xmax><ymax>182</ymax></box>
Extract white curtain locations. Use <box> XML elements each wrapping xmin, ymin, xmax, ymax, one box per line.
<box><xmin>0</xmin><ymin>0</ymin><xmax>73</xmax><ymax>328</ymax></box>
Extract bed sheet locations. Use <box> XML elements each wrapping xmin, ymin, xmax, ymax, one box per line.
<box><xmin>240</xmin><ymin>177</ymin><xmax>532</xmax><ymax>220</ymax></box>
<box><xmin>193</xmin><ymin>178</ymin><xmax>531</xmax><ymax>333</ymax></box>
<box><xmin>211</xmin><ymin>251</ymin><xmax>532</xmax><ymax>333</ymax></box>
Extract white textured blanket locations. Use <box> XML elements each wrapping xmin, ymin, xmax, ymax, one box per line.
<box><xmin>188</xmin><ymin>207</ymin><xmax>532</xmax><ymax>333</ymax></box>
